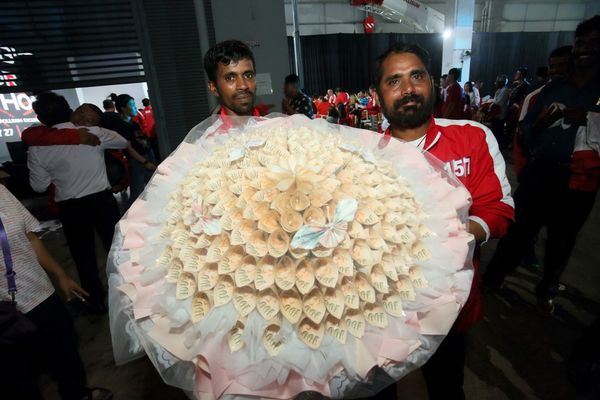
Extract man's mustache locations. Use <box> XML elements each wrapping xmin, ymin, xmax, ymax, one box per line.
<box><xmin>233</xmin><ymin>90</ymin><xmax>255</xmax><ymax>100</ymax></box>
<box><xmin>393</xmin><ymin>94</ymin><xmax>424</xmax><ymax>109</ymax></box>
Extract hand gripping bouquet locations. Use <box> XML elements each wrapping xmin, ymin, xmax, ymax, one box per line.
<box><xmin>107</xmin><ymin>114</ymin><xmax>474</xmax><ymax>399</ymax></box>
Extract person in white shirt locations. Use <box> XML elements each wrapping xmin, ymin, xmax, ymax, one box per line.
<box><xmin>0</xmin><ymin>184</ymin><xmax>113</xmax><ymax>400</ymax></box>
<box><xmin>27</xmin><ymin>92</ymin><xmax>127</xmax><ymax>313</ymax></box>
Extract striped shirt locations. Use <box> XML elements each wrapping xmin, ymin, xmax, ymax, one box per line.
<box><xmin>0</xmin><ymin>185</ymin><xmax>54</xmax><ymax>313</ymax></box>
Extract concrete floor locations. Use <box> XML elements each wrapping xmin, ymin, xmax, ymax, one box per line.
<box><xmin>29</xmin><ymin>154</ymin><xmax>599</xmax><ymax>400</ymax></box>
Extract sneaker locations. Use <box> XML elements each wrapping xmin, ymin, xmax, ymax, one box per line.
<box><xmin>89</xmin><ymin>387</ymin><xmax>113</xmax><ymax>400</ymax></box>
<box><xmin>536</xmin><ymin>297</ymin><xmax>555</xmax><ymax>314</ymax></box>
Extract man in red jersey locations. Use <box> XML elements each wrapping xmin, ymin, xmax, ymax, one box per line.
<box><xmin>374</xmin><ymin>43</ymin><xmax>514</xmax><ymax>399</ymax></box>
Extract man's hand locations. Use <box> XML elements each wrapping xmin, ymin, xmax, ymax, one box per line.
<box><xmin>78</xmin><ymin>128</ymin><xmax>100</xmax><ymax>146</ymax></box>
<box><xmin>533</xmin><ymin>105</ymin><xmax>562</xmax><ymax>134</ymax></box>
<box><xmin>144</xmin><ymin>161</ymin><xmax>157</xmax><ymax>171</ymax></box>
<box><xmin>468</xmin><ymin>219</ymin><xmax>487</xmax><ymax>244</ymax></box>
<box><xmin>563</xmin><ymin>107</ymin><xmax>587</xmax><ymax>126</ymax></box>
<box><xmin>57</xmin><ymin>275</ymin><xmax>89</xmax><ymax>301</ymax></box>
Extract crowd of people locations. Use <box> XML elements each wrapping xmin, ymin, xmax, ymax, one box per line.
<box><xmin>0</xmin><ymin>12</ymin><xmax>598</xmax><ymax>400</ymax></box>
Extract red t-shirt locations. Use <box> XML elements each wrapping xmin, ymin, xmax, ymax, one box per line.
<box><xmin>140</xmin><ymin>106</ymin><xmax>156</xmax><ymax>138</ymax></box>
<box><xmin>316</xmin><ymin>100</ymin><xmax>331</xmax><ymax>116</ymax></box>
<box><xmin>442</xmin><ymin>83</ymin><xmax>465</xmax><ymax>119</ymax></box>
<box><xmin>334</xmin><ymin>92</ymin><xmax>349</xmax><ymax>106</ymax></box>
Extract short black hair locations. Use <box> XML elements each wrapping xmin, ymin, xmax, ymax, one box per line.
<box><xmin>32</xmin><ymin>92</ymin><xmax>71</xmax><ymax>126</ymax></box>
<box><xmin>374</xmin><ymin>43</ymin><xmax>431</xmax><ymax>85</ymax></box>
<box><xmin>441</xmin><ymin>74</ymin><xmax>448</xmax><ymax>79</ymax></box>
<box><xmin>285</xmin><ymin>74</ymin><xmax>300</xmax><ymax>86</ymax></box>
<box><xmin>496</xmin><ymin>75</ymin><xmax>508</xmax><ymax>85</ymax></box>
<box><xmin>575</xmin><ymin>15</ymin><xmax>600</xmax><ymax>38</ymax></box>
<box><xmin>81</xmin><ymin>103</ymin><xmax>103</xmax><ymax>118</ymax></box>
<box><xmin>142</xmin><ymin>98</ymin><xmax>150</xmax><ymax>107</ymax></box>
<box><xmin>102</xmin><ymin>99</ymin><xmax>114</xmax><ymax>110</ymax></box>
<box><xmin>448</xmin><ymin>68</ymin><xmax>460</xmax><ymax>80</ymax></box>
<box><xmin>203</xmin><ymin>40</ymin><xmax>255</xmax><ymax>82</ymax></box>
<box><xmin>115</xmin><ymin>94</ymin><xmax>133</xmax><ymax>114</ymax></box>
<box><xmin>335</xmin><ymin>87</ymin><xmax>342</xmax><ymax>93</ymax></box>
<box><xmin>549</xmin><ymin>45</ymin><xmax>573</xmax><ymax>59</ymax></box>
<box><xmin>516</xmin><ymin>67</ymin><xmax>528</xmax><ymax>78</ymax></box>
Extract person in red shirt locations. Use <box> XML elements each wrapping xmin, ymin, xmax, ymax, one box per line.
<box><xmin>334</xmin><ymin>87</ymin><xmax>349</xmax><ymax>107</ymax></box>
<box><xmin>139</xmin><ymin>98</ymin><xmax>161</xmax><ymax>162</ymax></box>
<box><xmin>315</xmin><ymin>95</ymin><xmax>330</xmax><ymax>117</ymax></box>
<box><xmin>365</xmin><ymin>85</ymin><xmax>380</xmax><ymax>115</ymax></box>
<box><xmin>374</xmin><ymin>43</ymin><xmax>514</xmax><ymax>399</ymax></box>
<box><xmin>441</xmin><ymin>68</ymin><xmax>466</xmax><ymax>119</ymax></box>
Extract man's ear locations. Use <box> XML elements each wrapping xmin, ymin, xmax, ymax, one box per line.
<box><xmin>207</xmin><ymin>80</ymin><xmax>220</xmax><ymax>98</ymax></box>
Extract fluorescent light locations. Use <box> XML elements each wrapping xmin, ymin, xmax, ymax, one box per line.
<box><xmin>443</xmin><ymin>29</ymin><xmax>452</xmax><ymax>39</ymax></box>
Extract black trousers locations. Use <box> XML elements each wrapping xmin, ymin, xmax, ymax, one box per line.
<box><xmin>422</xmin><ymin>332</ymin><xmax>466</xmax><ymax>400</ymax></box>
<box><xmin>0</xmin><ymin>294</ymin><xmax>88</xmax><ymax>400</ymax></box>
<box><xmin>362</xmin><ymin>332</ymin><xmax>466</xmax><ymax>400</ymax></box>
<box><xmin>57</xmin><ymin>190</ymin><xmax>120</xmax><ymax>304</ymax></box>
<box><xmin>483</xmin><ymin>162</ymin><xmax>597</xmax><ymax>298</ymax></box>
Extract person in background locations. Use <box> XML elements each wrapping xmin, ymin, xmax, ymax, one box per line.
<box><xmin>483</xmin><ymin>15</ymin><xmax>600</xmax><ymax>313</ymax></box>
<box><xmin>103</xmin><ymin>94</ymin><xmax>156</xmax><ymax>205</ymax></box>
<box><xmin>373</xmin><ymin>42</ymin><xmax>513</xmax><ymax>400</ymax></box>
<box><xmin>506</xmin><ymin>67</ymin><xmax>531</xmax><ymax>139</ymax></box>
<box><xmin>282</xmin><ymin>74</ymin><xmax>314</xmax><ymax>118</ymax></box>
<box><xmin>334</xmin><ymin>87</ymin><xmax>350</xmax><ymax>108</ymax></box>
<box><xmin>102</xmin><ymin>98</ymin><xmax>115</xmax><ymax>113</ymax></box>
<box><xmin>27</xmin><ymin>92</ymin><xmax>127</xmax><ymax>314</ymax></box>
<box><xmin>463</xmin><ymin>81</ymin><xmax>480</xmax><ymax>119</ymax></box>
<box><xmin>316</xmin><ymin>95</ymin><xmax>330</xmax><ymax>117</ymax></box>
<box><xmin>509</xmin><ymin>45</ymin><xmax>574</xmax><ymax>271</ymax></box>
<box><xmin>509</xmin><ymin>67</ymin><xmax>530</xmax><ymax>108</ymax></box>
<box><xmin>530</xmin><ymin>66</ymin><xmax>549</xmax><ymax>93</ymax></box>
<box><xmin>326</xmin><ymin>88</ymin><xmax>336</xmax><ymax>105</ymax></box>
<box><xmin>357</xmin><ymin>90</ymin><xmax>369</xmax><ymax>107</ymax></box>
<box><xmin>326</xmin><ymin>105</ymin><xmax>340</xmax><ymax>124</ymax></box>
<box><xmin>101</xmin><ymin>94</ymin><xmax>122</xmax><ymax>129</ymax></box>
<box><xmin>140</xmin><ymin>98</ymin><xmax>160</xmax><ymax>162</ymax></box>
<box><xmin>72</xmin><ymin>104</ymin><xmax>130</xmax><ymax>195</ymax></box>
<box><xmin>0</xmin><ymin>184</ymin><xmax>112</xmax><ymax>400</ymax></box>
<box><xmin>435</xmin><ymin>74</ymin><xmax>449</xmax><ymax>117</ymax></box>
<box><xmin>441</xmin><ymin>68</ymin><xmax>465</xmax><ymax>119</ymax></box>
<box><xmin>365</xmin><ymin>84</ymin><xmax>380</xmax><ymax>115</ymax></box>
<box><xmin>482</xmin><ymin>75</ymin><xmax>510</xmax><ymax>147</ymax></box>
<box><xmin>311</xmin><ymin>94</ymin><xmax>319</xmax><ymax>117</ymax></box>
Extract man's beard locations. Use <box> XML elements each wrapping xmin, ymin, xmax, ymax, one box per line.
<box><xmin>382</xmin><ymin>93</ymin><xmax>434</xmax><ymax>130</ymax></box>
<box><xmin>225</xmin><ymin>90</ymin><xmax>256</xmax><ymax>115</ymax></box>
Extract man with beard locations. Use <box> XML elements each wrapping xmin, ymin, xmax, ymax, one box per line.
<box><xmin>204</xmin><ymin>40</ymin><xmax>261</xmax><ymax>118</ymax></box>
<box><xmin>374</xmin><ymin>43</ymin><xmax>514</xmax><ymax>399</ymax></box>
<box><xmin>483</xmin><ymin>15</ymin><xmax>600</xmax><ymax>312</ymax></box>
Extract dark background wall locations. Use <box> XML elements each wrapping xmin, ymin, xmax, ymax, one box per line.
<box><xmin>470</xmin><ymin>31</ymin><xmax>574</xmax><ymax>97</ymax></box>
<box><xmin>288</xmin><ymin>33</ymin><xmax>443</xmax><ymax>97</ymax></box>
<box><xmin>288</xmin><ymin>31</ymin><xmax>575</xmax><ymax>98</ymax></box>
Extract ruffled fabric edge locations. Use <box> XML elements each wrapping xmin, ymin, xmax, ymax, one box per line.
<box><xmin>107</xmin><ymin>114</ymin><xmax>474</xmax><ymax>399</ymax></box>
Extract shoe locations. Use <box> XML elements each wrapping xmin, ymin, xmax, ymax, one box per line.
<box><xmin>86</xmin><ymin>387</ymin><xmax>113</xmax><ymax>400</ymax></box>
<box><xmin>536</xmin><ymin>297</ymin><xmax>555</xmax><ymax>314</ymax></box>
<box><xmin>519</xmin><ymin>252</ymin><xmax>540</xmax><ymax>269</ymax></box>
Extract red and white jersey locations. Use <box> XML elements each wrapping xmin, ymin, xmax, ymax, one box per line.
<box><xmin>519</xmin><ymin>84</ymin><xmax>544</xmax><ymax>122</ymax></box>
<box><xmin>383</xmin><ymin>117</ymin><xmax>514</xmax><ymax>331</ymax></box>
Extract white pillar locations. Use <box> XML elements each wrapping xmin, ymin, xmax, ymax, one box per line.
<box><xmin>441</xmin><ymin>0</ymin><xmax>474</xmax><ymax>83</ymax></box>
